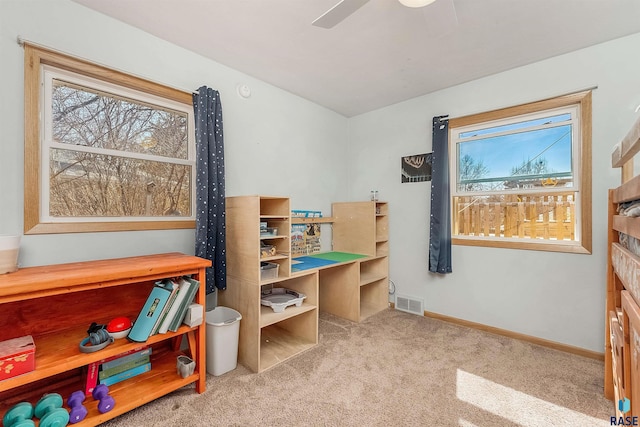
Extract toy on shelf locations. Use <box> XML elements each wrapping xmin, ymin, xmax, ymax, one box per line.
<box><xmin>34</xmin><ymin>393</ymin><xmax>69</xmax><ymax>427</ymax></box>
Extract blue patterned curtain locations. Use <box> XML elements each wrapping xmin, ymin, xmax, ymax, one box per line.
<box><xmin>193</xmin><ymin>86</ymin><xmax>226</xmax><ymax>292</ymax></box>
<box><xmin>429</xmin><ymin>115</ymin><xmax>452</xmax><ymax>274</ymax></box>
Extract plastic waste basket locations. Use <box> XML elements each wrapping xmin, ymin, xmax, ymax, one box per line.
<box><xmin>205</xmin><ymin>306</ymin><xmax>242</xmax><ymax>376</ymax></box>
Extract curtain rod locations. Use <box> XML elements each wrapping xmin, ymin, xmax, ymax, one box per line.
<box><xmin>16</xmin><ymin>36</ymin><xmax>200</xmax><ymax>96</ymax></box>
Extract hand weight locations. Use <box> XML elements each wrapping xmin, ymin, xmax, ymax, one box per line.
<box><xmin>92</xmin><ymin>384</ymin><xmax>115</xmax><ymax>414</ymax></box>
<box><xmin>2</xmin><ymin>402</ymin><xmax>35</xmax><ymax>427</ymax></box>
<box><xmin>34</xmin><ymin>393</ymin><xmax>69</xmax><ymax>427</ymax></box>
<box><xmin>67</xmin><ymin>390</ymin><xmax>88</xmax><ymax>424</ymax></box>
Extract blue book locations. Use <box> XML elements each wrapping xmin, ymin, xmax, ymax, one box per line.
<box><xmin>150</xmin><ymin>279</ymin><xmax>179</xmax><ymax>336</ymax></box>
<box><xmin>98</xmin><ymin>362</ymin><xmax>151</xmax><ymax>386</ymax></box>
<box><xmin>128</xmin><ymin>285</ymin><xmax>172</xmax><ymax>342</ymax></box>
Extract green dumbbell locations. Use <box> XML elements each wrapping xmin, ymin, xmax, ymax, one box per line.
<box><xmin>2</xmin><ymin>402</ymin><xmax>35</xmax><ymax>427</ymax></box>
<box><xmin>34</xmin><ymin>393</ymin><xmax>69</xmax><ymax>427</ymax></box>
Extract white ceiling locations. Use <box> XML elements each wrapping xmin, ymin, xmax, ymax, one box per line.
<box><xmin>73</xmin><ymin>0</ymin><xmax>640</xmax><ymax>117</ymax></box>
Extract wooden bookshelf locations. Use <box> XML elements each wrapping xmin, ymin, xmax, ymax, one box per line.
<box><xmin>0</xmin><ymin>253</ymin><xmax>210</xmax><ymax>426</ymax></box>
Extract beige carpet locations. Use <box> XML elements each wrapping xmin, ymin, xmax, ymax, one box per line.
<box><xmin>102</xmin><ymin>309</ymin><xmax>613</xmax><ymax>426</ymax></box>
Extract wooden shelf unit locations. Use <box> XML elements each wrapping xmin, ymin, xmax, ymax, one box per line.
<box><xmin>332</xmin><ymin>201</ymin><xmax>390</xmax><ymax>321</ymax></box>
<box><xmin>606</xmin><ymin>115</ymin><xmax>640</xmax><ymax>417</ymax></box>
<box><xmin>222</xmin><ymin>196</ymin><xmax>318</xmax><ymax>373</ymax></box>
<box><xmin>221</xmin><ymin>196</ymin><xmax>390</xmax><ymax>373</ymax></box>
<box><xmin>0</xmin><ymin>252</ymin><xmax>210</xmax><ymax>426</ymax></box>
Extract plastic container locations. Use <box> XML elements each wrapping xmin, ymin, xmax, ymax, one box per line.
<box><xmin>261</xmin><ymin>287</ymin><xmax>307</xmax><ymax>313</ymax></box>
<box><xmin>205</xmin><ymin>307</ymin><xmax>242</xmax><ymax>376</ymax></box>
<box><xmin>260</xmin><ymin>244</ymin><xmax>276</xmax><ymax>259</ymax></box>
<box><xmin>260</xmin><ymin>262</ymin><xmax>279</xmax><ymax>280</ymax></box>
<box><xmin>0</xmin><ymin>235</ymin><xmax>21</xmax><ymax>275</ymax></box>
<box><xmin>260</xmin><ymin>227</ymin><xmax>278</xmax><ymax>237</ymax></box>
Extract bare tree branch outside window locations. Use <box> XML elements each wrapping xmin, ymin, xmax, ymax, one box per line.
<box><xmin>49</xmin><ymin>80</ymin><xmax>191</xmax><ymax>218</ymax></box>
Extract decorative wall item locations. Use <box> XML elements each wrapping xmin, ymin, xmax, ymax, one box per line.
<box><xmin>401</xmin><ymin>153</ymin><xmax>432</xmax><ymax>183</ymax></box>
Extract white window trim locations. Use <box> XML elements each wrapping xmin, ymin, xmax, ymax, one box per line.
<box><xmin>40</xmin><ymin>66</ymin><xmax>196</xmax><ymax>224</ymax></box>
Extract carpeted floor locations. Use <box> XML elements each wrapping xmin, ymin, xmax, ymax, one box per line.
<box><xmin>101</xmin><ymin>308</ymin><xmax>613</xmax><ymax>426</ymax></box>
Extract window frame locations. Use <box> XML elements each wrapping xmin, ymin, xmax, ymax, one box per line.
<box><xmin>24</xmin><ymin>44</ymin><xmax>196</xmax><ymax>234</ymax></box>
<box><xmin>448</xmin><ymin>91</ymin><xmax>592</xmax><ymax>254</ymax></box>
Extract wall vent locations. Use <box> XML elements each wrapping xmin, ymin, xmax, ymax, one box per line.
<box><xmin>395</xmin><ymin>294</ymin><xmax>424</xmax><ymax>316</ymax></box>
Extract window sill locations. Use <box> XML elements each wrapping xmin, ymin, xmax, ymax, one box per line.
<box><xmin>452</xmin><ymin>237</ymin><xmax>591</xmax><ymax>254</ymax></box>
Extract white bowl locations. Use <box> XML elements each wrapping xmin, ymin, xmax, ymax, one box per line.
<box><xmin>0</xmin><ymin>235</ymin><xmax>20</xmax><ymax>275</ymax></box>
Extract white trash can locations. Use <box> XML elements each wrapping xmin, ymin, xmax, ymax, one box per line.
<box><xmin>205</xmin><ymin>306</ymin><xmax>242</xmax><ymax>376</ymax></box>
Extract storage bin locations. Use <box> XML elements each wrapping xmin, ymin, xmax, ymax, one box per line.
<box><xmin>260</xmin><ymin>244</ymin><xmax>276</xmax><ymax>259</ymax></box>
<box><xmin>0</xmin><ymin>335</ymin><xmax>35</xmax><ymax>381</ymax></box>
<box><xmin>260</xmin><ymin>227</ymin><xmax>278</xmax><ymax>237</ymax></box>
<box><xmin>205</xmin><ymin>307</ymin><xmax>242</xmax><ymax>376</ymax></box>
<box><xmin>0</xmin><ymin>235</ymin><xmax>20</xmax><ymax>275</ymax></box>
<box><xmin>260</xmin><ymin>262</ymin><xmax>279</xmax><ymax>280</ymax></box>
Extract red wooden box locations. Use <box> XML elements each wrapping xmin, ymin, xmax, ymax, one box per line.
<box><xmin>0</xmin><ymin>335</ymin><xmax>36</xmax><ymax>381</ymax></box>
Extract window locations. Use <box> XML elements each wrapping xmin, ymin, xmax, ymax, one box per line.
<box><xmin>449</xmin><ymin>92</ymin><xmax>592</xmax><ymax>253</ymax></box>
<box><xmin>24</xmin><ymin>44</ymin><xmax>195</xmax><ymax>234</ymax></box>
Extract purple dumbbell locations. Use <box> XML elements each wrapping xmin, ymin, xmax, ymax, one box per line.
<box><xmin>67</xmin><ymin>390</ymin><xmax>88</xmax><ymax>423</ymax></box>
<box><xmin>92</xmin><ymin>384</ymin><xmax>115</xmax><ymax>413</ymax></box>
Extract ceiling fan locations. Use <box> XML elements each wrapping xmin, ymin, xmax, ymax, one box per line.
<box><xmin>312</xmin><ymin>0</ymin><xmax>458</xmax><ymax>36</ymax></box>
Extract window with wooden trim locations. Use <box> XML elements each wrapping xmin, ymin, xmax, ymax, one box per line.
<box><xmin>24</xmin><ymin>44</ymin><xmax>196</xmax><ymax>234</ymax></box>
<box><xmin>449</xmin><ymin>91</ymin><xmax>592</xmax><ymax>254</ymax></box>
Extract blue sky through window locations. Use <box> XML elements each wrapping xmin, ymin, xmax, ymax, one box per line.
<box><xmin>458</xmin><ymin>123</ymin><xmax>573</xmax><ymax>182</ymax></box>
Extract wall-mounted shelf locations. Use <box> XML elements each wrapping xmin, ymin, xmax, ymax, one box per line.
<box><xmin>291</xmin><ymin>217</ymin><xmax>334</xmax><ymax>224</ymax></box>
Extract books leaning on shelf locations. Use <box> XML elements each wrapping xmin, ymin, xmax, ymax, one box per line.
<box><xmin>125</xmin><ymin>276</ymin><xmax>201</xmax><ymax>342</ymax></box>
<box><xmin>169</xmin><ymin>277</ymin><xmax>200</xmax><ymax>332</ymax></box>
<box><xmin>127</xmin><ymin>282</ymin><xmax>173</xmax><ymax>342</ymax></box>
<box><xmin>150</xmin><ymin>279</ymin><xmax>179</xmax><ymax>335</ymax></box>
<box><xmin>156</xmin><ymin>276</ymin><xmax>200</xmax><ymax>334</ymax></box>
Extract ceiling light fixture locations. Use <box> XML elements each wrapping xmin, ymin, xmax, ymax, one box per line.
<box><xmin>398</xmin><ymin>0</ymin><xmax>436</xmax><ymax>7</ymax></box>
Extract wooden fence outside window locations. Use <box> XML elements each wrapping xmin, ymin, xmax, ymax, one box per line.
<box><xmin>453</xmin><ymin>192</ymin><xmax>576</xmax><ymax>241</ymax></box>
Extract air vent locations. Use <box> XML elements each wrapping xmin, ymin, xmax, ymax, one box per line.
<box><xmin>395</xmin><ymin>294</ymin><xmax>424</xmax><ymax>316</ymax></box>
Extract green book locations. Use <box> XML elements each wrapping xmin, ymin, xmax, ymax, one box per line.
<box><xmin>99</xmin><ymin>355</ymin><xmax>151</xmax><ymax>380</ymax></box>
<box><xmin>168</xmin><ymin>277</ymin><xmax>200</xmax><ymax>332</ymax></box>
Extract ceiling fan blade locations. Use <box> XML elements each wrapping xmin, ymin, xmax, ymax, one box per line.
<box><xmin>312</xmin><ymin>0</ymin><xmax>370</xmax><ymax>29</ymax></box>
<box><xmin>421</xmin><ymin>0</ymin><xmax>458</xmax><ymax>38</ymax></box>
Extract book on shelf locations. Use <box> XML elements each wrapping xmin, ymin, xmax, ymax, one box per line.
<box><xmin>101</xmin><ymin>347</ymin><xmax>152</xmax><ymax>371</ymax></box>
<box><xmin>157</xmin><ymin>276</ymin><xmax>194</xmax><ymax>334</ymax></box>
<box><xmin>98</xmin><ymin>362</ymin><xmax>151</xmax><ymax>386</ymax></box>
<box><xmin>83</xmin><ymin>345</ymin><xmax>149</xmax><ymax>397</ymax></box>
<box><xmin>150</xmin><ymin>279</ymin><xmax>179</xmax><ymax>336</ymax></box>
<box><xmin>83</xmin><ymin>361</ymin><xmax>100</xmax><ymax>397</ymax></box>
<box><xmin>168</xmin><ymin>277</ymin><xmax>200</xmax><ymax>332</ymax></box>
<box><xmin>128</xmin><ymin>283</ymin><xmax>173</xmax><ymax>342</ymax></box>
<box><xmin>99</xmin><ymin>354</ymin><xmax>150</xmax><ymax>380</ymax></box>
